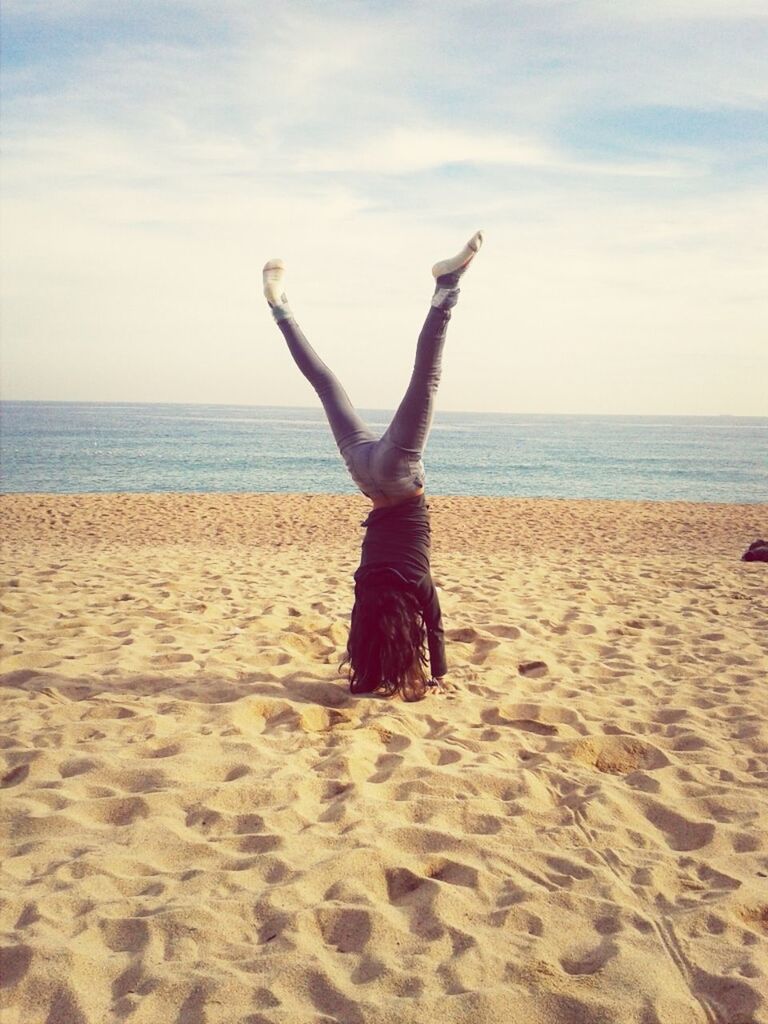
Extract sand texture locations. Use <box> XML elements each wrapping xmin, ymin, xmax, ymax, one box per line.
<box><xmin>1</xmin><ymin>492</ymin><xmax>767</xmax><ymax>1024</ymax></box>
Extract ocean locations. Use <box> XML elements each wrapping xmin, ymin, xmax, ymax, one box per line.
<box><xmin>1</xmin><ymin>401</ymin><xmax>766</xmax><ymax>502</ymax></box>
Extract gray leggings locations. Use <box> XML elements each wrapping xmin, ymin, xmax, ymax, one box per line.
<box><xmin>277</xmin><ymin>305</ymin><xmax>451</xmax><ymax>500</ymax></box>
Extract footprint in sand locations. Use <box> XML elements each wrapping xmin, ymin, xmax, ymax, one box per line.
<box><xmin>81</xmin><ymin>705</ymin><xmax>136</xmax><ymax>721</ymax></box>
<box><xmin>1</xmin><ymin>764</ymin><xmax>30</xmax><ymax>787</ymax></box>
<box><xmin>0</xmin><ymin>945</ymin><xmax>33</xmax><ymax>987</ymax></box>
<box><xmin>427</xmin><ymin>859</ymin><xmax>480</xmax><ymax>888</ymax></box>
<box><xmin>518</xmin><ymin>660</ymin><xmax>548</xmax><ymax>678</ymax></box>
<box><xmin>315</xmin><ymin>906</ymin><xmax>373</xmax><ymax>953</ymax></box>
<box><xmin>738</xmin><ymin>904</ymin><xmax>768</xmax><ymax>933</ymax></box>
<box><xmin>100</xmin><ymin>916</ymin><xmax>150</xmax><ymax>953</ymax></box>
<box><xmin>486</xmin><ymin>624</ymin><xmax>521</xmax><ymax>639</ymax></box>
<box><xmin>570</xmin><ymin>736</ymin><xmax>669</xmax><ymax>775</ymax></box>
<box><xmin>385</xmin><ymin>866</ymin><xmax>428</xmax><ymax>903</ymax></box>
<box><xmin>510</xmin><ymin>719</ymin><xmax>557</xmax><ymax>736</ymax></box>
<box><xmin>447</xmin><ymin>626</ymin><xmax>480</xmax><ymax>643</ymax></box>
<box><xmin>732</xmin><ymin>832</ymin><xmax>761</xmax><ymax>854</ymax></box>
<box><xmin>560</xmin><ymin>941</ymin><xmax>617</xmax><ymax>975</ymax></box>
<box><xmin>78</xmin><ymin>796</ymin><xmax>150</xmax><ymax>827</ymax></box>
<box><xmin>236</xmin><ymin>834</ymin><xmax>283</xmax><ymax>854</ymax></box>
<box><xmin>59</xmin><ymin>758</ymin><xmax>99</xmax><ymax>778</ymax></box>
<box><xmin>470</xmin><ymin>638</ymin><xmax>500</xmax><ymax>665</ymax></box>
<box><xmin>640</xmin><ymin>799</ymin><xmax>716</xmax><ymax>851</ymax></box>
<box><xmin>152</xmin><ymin>652</ymin><xmax>194</xmax><ymax>666</ymax></box>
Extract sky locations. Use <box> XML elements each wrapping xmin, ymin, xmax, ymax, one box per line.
<box><xmin>1</xmin><ymin>0</ymin><xmax>766</xmax><ymax>415</ymax></box>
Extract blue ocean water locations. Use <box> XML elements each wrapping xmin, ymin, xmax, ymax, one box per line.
<box><xmin>1</xmin><ymin>402</ymin><xmax>766</xmax><ymax>502</ymax></box>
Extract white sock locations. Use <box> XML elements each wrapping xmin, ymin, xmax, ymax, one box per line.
<box><xmin>263</xmin><ymin>259</ymin><xmax>293</xmax><ymax>321</ymax></box>
<box><xmin>432</xmin><ymin>230</ymin><xmax>483</xmax><ymax>281</ymax></box>
<box><xmin>431</xmin><ymin>230</ymin><xmax>483</xmax><ymax>309</ymax></box>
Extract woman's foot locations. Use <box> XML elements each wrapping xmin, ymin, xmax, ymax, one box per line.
<box><xmin>432</xmin><ymin>230</ymin><xmax>483</xmax><ymax>282</ymax></box>
<box><xmin>431</xmin><ymin>230</ymin><xmax>483</xmax><ymax>309</ymax></box>
<box><xmin>263</xmin><ymin>259</ymin><xmax>292</xmax><ymax>321</ymax></box>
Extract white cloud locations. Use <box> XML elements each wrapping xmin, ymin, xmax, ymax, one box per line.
<box><xmin>294</xmin><ymin>126</ymin><xmax>693</xmax><ymax>178</ymax></box>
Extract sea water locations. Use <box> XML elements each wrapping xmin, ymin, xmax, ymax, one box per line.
<box><xmin>1</xmin><ymin>402</ymin><xmax>766</xmax><ymax>502</ymax></box>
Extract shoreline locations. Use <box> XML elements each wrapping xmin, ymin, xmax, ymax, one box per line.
<box><xmin>3</xmin><ymin>490</ymin><xmax>767</xmax><ymax>504</ymax></box>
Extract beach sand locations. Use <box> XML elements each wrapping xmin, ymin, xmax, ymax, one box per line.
<box><xmin>1</xmin><ymin>492</ymin><xmax>767</xmax><ymax>1024</ymax></box>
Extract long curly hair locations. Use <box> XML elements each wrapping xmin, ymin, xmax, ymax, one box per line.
<box><xmin>342</xmin><ymin>579</ymin><xmax>430</xmax><ymax>702</ymax></box>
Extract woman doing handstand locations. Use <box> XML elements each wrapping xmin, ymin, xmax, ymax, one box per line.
<box><xmin>262</xmin><ymin>231</ymin><xmax>483</xmax><ymax>701</ymax></box>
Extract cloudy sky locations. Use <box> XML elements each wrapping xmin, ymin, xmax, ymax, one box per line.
<box><xmin>2</xmin><ymin>0</ymin><xmax>766</xmax><ymax>414</ymax></box>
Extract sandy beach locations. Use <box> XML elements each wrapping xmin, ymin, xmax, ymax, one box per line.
<box><xmin>1</xmin><ymin>492</ymin><xmax>766</xmax><ymax>1024</ymax></box>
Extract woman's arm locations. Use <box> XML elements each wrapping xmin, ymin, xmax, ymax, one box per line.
<box><xmin>419</xmin><ymin>575</ymin><xmax>447</xmax><ymax>679</ymax></box>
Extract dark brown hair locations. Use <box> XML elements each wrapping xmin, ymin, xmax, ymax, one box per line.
<box><xmin>342</xmin><ymin>580</ymin><xmax>430</xmax><ymax>702</ymax></box>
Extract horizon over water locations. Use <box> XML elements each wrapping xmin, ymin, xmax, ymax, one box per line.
<box><xmin>1</xmin><ymin>400</ymin><xmax>766</xmax><ymax>503</ymax></box>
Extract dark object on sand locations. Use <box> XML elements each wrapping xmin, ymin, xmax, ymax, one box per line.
<box><xmin>518</xmin><ymin>660</ymin><xmax>549</xmax><ymax>678</ymax></box>
<box><xmin>742</xmin><ymin>539</ymin><xmax>768</xmax><ymax>562</ymax></box>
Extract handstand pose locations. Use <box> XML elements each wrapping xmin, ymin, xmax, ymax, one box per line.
<box><xmin>263</xmin><ymin>232</ymin><xmax>483</xmax><ymax>701</ymax></box>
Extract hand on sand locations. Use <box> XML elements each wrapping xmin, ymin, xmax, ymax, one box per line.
<box><xmin>427</xmin><ymin>676</ymin><xmax>452</xmax><ymax>697</ymax></box>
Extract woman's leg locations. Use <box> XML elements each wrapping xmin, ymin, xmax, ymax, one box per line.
<box><xmin>385</xmin><ymin>231</ymin><xmax>483</xmax><ymax>454</ymax></box>
<box><xmin>384</xmin><ymin>305</ymin><xmax>451</xmax><ymax>454</ymax></box>
<box><xmin>263</xmin><ymin>260</ymin><xmax>374</xmax><ymax>454</ymax></box>
<box><xmin>277</xmin><ymin>317</ymin><xmax>375</xmax><ymax>452</ymax></box>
